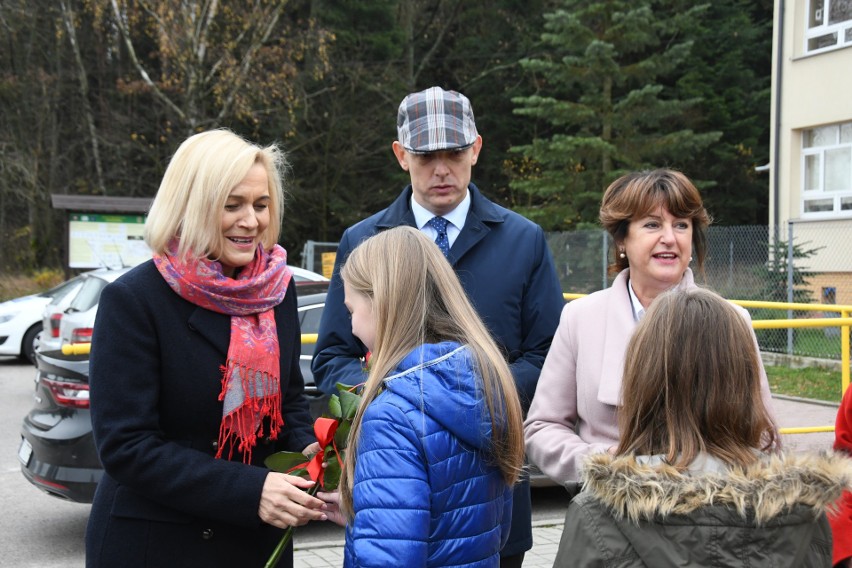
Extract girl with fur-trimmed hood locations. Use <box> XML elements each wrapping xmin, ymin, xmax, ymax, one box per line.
<box><xmin>555</xmin><ymin>288</ymin><xmax>852</xmax><ymax>567</ymax></box>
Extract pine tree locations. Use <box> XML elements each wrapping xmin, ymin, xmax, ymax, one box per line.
<box><xmin>509</xmin><ymin>0</ymin><xmax>721</xmax><ymax>229</ymax></box>
<box><xmin>674</xmin><ymin>0</ymin><xmax>774</xmax><ymax>225</ymax></box>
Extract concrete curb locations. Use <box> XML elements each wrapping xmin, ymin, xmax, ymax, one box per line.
<box><xmin>772</xmin><ymin>393</ymin><xmax>840</xmax><ymax>408</ymax></box>
<box><xmin>294</xmin><ymin>538</ymin><xmax>345</xmax><ymax>551</ymax></box>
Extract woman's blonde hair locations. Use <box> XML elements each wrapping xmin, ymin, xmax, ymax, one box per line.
<box><xmin>616</xmin><ymin>287</ymin><xmax>777</xmax><ymax>469</ymax></box>
<box><xmin>144</xmin><ymin>129</ymin><xmax>287</xmax><ymax>260</ymax></box>
<box><xmin>599</xmin><ymin>169</ymin><xmax>711</xmax><ymax>276</ymax></box>
<box><xmin>338</xmin><ymin>226</ymin><xmax>525</xmax><ymax>518</ymax></box>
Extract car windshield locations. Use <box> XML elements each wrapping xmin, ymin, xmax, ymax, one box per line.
<box><xmin>40</xmin><ymin>277</ymin><xmax>80</xmax><ymax>301</ymax></box>
<box><xmin>300</xmin><ymin>304</ymin><xmax>323</xmax><ymax>334</ymax></box>
<box><xmin>67</xmin><ymin>278</ymin><xmax>109</xmax><ymax>313</ymax></box>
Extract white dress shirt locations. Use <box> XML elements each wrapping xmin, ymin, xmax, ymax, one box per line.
<box><xmin>627</xmin><ymin>279</ymin><xmax>646</xmax><ymax>322</ymax></box>
<box><xmin>411</xmin><ymin>191</ymin><xmax>471</xmax><ymax>248</ymax></box>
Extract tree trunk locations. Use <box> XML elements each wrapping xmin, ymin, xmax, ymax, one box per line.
<box><xmin>402</xmin><ymin>0</ymin><xmax>414</xmax><ymax>90</ymax></box>
<box><xmin>60</xmin><ymin>0</ymin><xmax>106</xmax><ymax>195</ymax></box>
<box><xmin>602</xmin><ymin>75</ymin><xmax>613</xmax><ymax>175</ymax></box>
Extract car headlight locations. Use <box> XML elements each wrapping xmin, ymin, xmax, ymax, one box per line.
<box><xmin>0</xmin><ymin>312</ymin><xmax>19</xmax><ymax>324</ymax></box>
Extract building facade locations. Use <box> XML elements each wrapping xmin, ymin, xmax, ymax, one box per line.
<box><xmin>770</xmin><ymin>0</ymin><xmax>852</xmax><ymax>304</ymax></box>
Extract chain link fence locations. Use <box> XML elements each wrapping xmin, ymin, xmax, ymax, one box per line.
<box><xmin>547</xmin><ymin>222</ymin><xmax>852</xmax><ymax>360</ymax></box>
<box><xmin>302</xmin><ymin>223</ymin><xmax>852</xmax><ymax>361</ymax></box>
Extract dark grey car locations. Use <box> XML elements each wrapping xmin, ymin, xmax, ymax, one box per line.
<box><xmin>19</xmin><ymin>284</ymin><xmax>330</xmax><ymax>503</ymax></box>
<box><xmin>19</xmin><ymin>349</ymin><xmax>101</xmax><ymax>503</ymax></box>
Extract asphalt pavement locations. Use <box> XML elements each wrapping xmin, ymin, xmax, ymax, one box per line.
<box><xmin>0</xmin><ymin>354</ymin><xmax>840</xmax><ymax>568</ymax></box>
<box><xmin>292</xmin><ymin>394</ymin><xmax>842</xmax><ymax>568</ymax></box>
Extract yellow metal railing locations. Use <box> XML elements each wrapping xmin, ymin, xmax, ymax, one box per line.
<box><xmin>563</xmin><ymin>293</ymin><xmax>849</xmax><ymax>435</ymax></box>
<box><xmin>61</xmin><ymin>343</ymin><xmax>92</xmax><ymax>355</ymax></box>
<box><xmin>780</xmin><ymin>425</ymin><xmax>836</xmax><ymax>434</ymax></box>
<box><xmin>729</xmin><ymin>299</ymin><xmax>851</xmax><ymax>397</ymax></box>
<box><xmin>302</xmin><ymin>333</ymin><xmax>318</xmax><ymax>345</ymax></box>
<box><xmin>64</xmin><ymin>297</ymin><xmax>847</xmax><ymax>436</ymax></box>
<box><xmin>60</xmin><ymin>338</ymin><xmax>320</xmax><ymax>356</ymax></box>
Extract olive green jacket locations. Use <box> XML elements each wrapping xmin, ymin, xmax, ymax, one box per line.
<box><xmin>555</xmin><ymin>452</ymin><xmax>852</xmax><ymax>567</ymax></box>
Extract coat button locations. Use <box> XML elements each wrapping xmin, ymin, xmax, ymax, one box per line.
<box><xmin>202</xmin><ymin>528</ymin><xmax>214</xmax><ymax>540</ymax></box>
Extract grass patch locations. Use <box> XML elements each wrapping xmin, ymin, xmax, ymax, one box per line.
<box><xmin>765</xmin><ymin>365</ymin><xmax>843</xmax><ymax>403</ymax></box>
<box><xmin>793</xmin><ymin>328</ymin><xmax>843</xmax><ymax>360</ymax></box>
<box><xmin>0</xmin><ymin>275</ymin><xmax>43</xmax><ymax>302</ymax></box>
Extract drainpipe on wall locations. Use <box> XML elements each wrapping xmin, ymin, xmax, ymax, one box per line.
<box><xmin>773</xmin><ymin>0</ymin><xmax>785</xmax><ymax>245</ymax></box>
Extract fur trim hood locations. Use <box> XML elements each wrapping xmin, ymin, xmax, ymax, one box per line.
<box><xmin>581</xmin><ymin>452</ymin><xmax>852</xmax><ymax>526</ymax></box>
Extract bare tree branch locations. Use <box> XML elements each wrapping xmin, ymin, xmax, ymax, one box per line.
<box><xmin>59</xmin><ymin>0</ymin><xmax>106</xmax><ymax>195</ymax></box>
<box><xmin>413</xmin><ymin>0</ymin><xmax>463</xmax><ymax>83</ymax></box>
<box><xmin>215</xmin><ymin>1</ymin><xmax>287</xmax><ymax>123</ymax></box>
<box><xmin>109</xmin><ymin>0</ymin><xmax>189</xmax><ymax>124</ymax></box>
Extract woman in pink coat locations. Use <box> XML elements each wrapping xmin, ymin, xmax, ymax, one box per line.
<box><xmin>523</xmin><ymin>169</ymin><xmax>778</xmax><ymax>493</ymax></box>
<box><xmin>830</xmin><ymin>386</ymin><xmax>852</xmax><ymax>567</ymax></box>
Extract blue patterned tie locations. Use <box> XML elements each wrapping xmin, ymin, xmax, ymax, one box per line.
<box><xmin>427</xmin><ymin>216</ymin><xmax>451</xmax><ymax>257</ymax></box>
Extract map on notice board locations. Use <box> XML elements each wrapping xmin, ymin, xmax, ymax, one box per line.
<box><xmin>68</xmin><ymin>213</ymin><xmax>152</xmax><ymax>268</ymax></box>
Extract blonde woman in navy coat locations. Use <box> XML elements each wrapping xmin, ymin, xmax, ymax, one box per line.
<box><xmin>85</xmin><ymin>130</ymin><xmax>327</xmax><ymax>567</ymax></box>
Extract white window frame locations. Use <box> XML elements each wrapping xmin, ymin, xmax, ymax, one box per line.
<box><xmin>805</xmin><ymin>0</ymin><xmax>852</xmax><ymax>54</ymax></box>
<box><xmin>801</xmin><ymin>121</ymin><xmax>852</xmax><ymax>219</ymax></box>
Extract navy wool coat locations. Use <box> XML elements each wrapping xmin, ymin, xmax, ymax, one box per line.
<box><xmin>85</xmin><ymin>260</ymin><xmax>315</xmax><ymax>568</ymax></box>
<box><xmin>312</xmin><ymin>183</ymin><xmax>565</xmax><ymax>556</ymax></box>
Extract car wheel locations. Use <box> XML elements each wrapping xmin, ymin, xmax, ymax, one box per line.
<box><xmin>21</xmin><ymin>323</ymin><xmax>42</xmax><ymax>365</ymax></box>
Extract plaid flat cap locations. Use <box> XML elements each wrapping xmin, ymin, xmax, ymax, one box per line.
<box><xmin>397</xmin><ymin>86</ymin><xmax>478</xmax><ymax>154</ymax></box>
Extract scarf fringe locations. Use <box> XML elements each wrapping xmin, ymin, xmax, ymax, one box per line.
<box><xmin>215</xmin><ymin>362</ymin><xmax>284</xmax><ymax>464</ymax></box>
<box><xmin>154</xmin><ymin>240</ymin><xmax>290</xmax><ymax>465</ymax></box>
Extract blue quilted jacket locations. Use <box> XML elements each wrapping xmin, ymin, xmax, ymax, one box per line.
<box><xmin>343</xmin><ymin>342</ymin><xmax>514</xmax><ymax>567</ymax></box>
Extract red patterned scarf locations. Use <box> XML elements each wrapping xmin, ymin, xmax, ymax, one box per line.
<box><xmin>154</xmin><ymin>239</ymin><xmax>292</xmax><ymax>463</ymax></box>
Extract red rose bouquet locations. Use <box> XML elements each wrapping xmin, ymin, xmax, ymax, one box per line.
<box><xmin>263</xmin><ymin>383</ymin><xmax>362</xmax><ymax>568</ymax></box>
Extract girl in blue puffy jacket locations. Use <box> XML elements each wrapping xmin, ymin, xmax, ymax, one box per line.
<box><xmin>318</xmin><ymin>225</ymin><xmax>525</xmax><ymax>567</ymax></box>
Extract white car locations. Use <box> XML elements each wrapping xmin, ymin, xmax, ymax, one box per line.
<box><xmin>39</xmin><ymin>266</ymin><xmax>327</xmax><ymax>355</ymax></box>
<box><xmin>0</xmin><ymin>276</ymin><xmax>86</xmax><ymax>364</ymax></box>
<box><xmin>289</xmin><ymin>266</ymin><xmax>330</xmax><ymax>296</ymax></box>
<box><xmin>290</xmin><ymin>266</ymin><xmax>329</xmax><ymax>282</ymax></box>
<box><xmin>39</xmin><ymin>269</ymin><xmax>133</xmax><ymax>354</ymax></box>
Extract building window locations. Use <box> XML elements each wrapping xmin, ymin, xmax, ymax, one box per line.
<box><xmin>806</xmin><ymin>0</ymin><xmax>852</xmax><ymax>52</ymax></box>
<box><xmin>802</xmin><ymin>121</ymin><xmax>852</xmax><ymax>216</ymax></box>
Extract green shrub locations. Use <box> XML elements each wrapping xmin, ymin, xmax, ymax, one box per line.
<box><xmin>33</xmin><ymin>268</ymin><xmax>64</xmax><ymax>290</ymax></box>
<box><xmin>749</xmin><ymin>238</ymin><xmax>822</xmax><ymax>355</ymax></box>
<box><xmin>0</xmin><ymin>270</ymin><xmax>64</xmax><ymax>301</ymax></box>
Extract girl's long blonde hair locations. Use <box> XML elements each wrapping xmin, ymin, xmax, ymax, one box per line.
<box><xmin>338</xmin><ymin>226</ymin><xmax>525</xmax><ymax>518</ymax></box>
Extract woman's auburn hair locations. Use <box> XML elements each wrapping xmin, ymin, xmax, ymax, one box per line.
<box><xmin>337</xmin><ymin>226</ymin><xmax>525</xmax><ymax>519</ymax></box>
<box><xmin>599</xmin><ymin>169</ymin><xmax>712</xmax><ymax>275</ymax></box>
<box><xmin>616</xmin><ymin>287</ymin><xmax>778</xmax><ymax>469</ymax></box>
<box><xmin>144</xmin><ymin>129</ymin><xmax>287</xmax><ymax>260</ymax></box>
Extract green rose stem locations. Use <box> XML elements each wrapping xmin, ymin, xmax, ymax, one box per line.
<box><xmin>263</xmin><ymin>385</ymin><xmax>360</xmax><ymax>568</ymax></box>
<box><xmin>264</xmin><ymin>483</ymin><xmax>320</xmax><ymax>568</ymax></box>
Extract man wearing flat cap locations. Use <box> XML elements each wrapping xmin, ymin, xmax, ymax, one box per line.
<box><xmin>313</xmin><ymin>86</ymin><xmax>564</xmax><ymax>566</ymax></box>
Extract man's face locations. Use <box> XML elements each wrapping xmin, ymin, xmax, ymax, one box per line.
<box><xmin>392</xmin><ymin>136</ymin><xmax>482</xmax><ymax>216</ymax></box>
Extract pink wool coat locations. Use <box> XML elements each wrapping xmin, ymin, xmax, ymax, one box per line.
<box><xmin>523</xmin><ymin>268</ymin><xmax>779</xmax><ymax>489</ymax></box>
